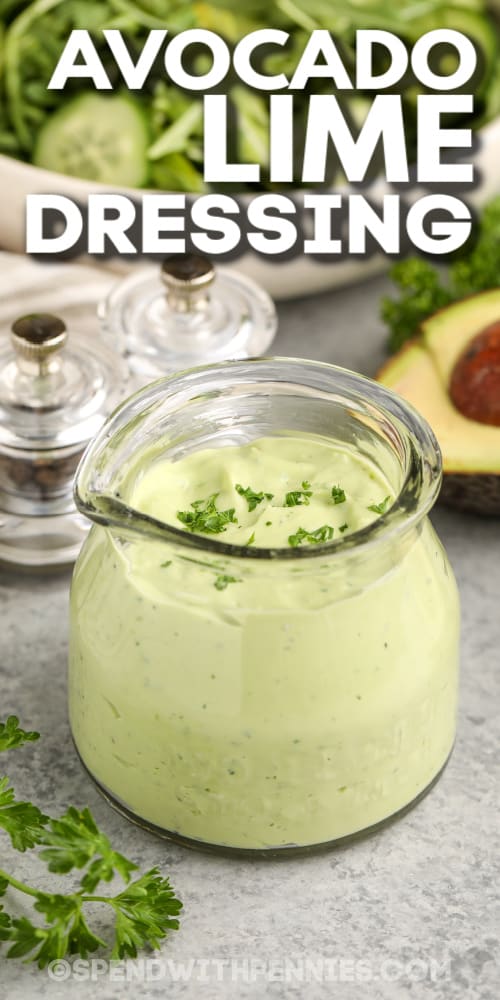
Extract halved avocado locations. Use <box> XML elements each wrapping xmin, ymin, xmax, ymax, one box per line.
<box><xmin>378</xmin><ymin>289</ymin><xmax>500</xmax><ymax>515</ymax></box>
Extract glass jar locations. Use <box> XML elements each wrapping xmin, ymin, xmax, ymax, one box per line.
<box><xmin>69</xmin><ymin>358</ymin><xmax>460</xmax><ymax>856</ymax></box>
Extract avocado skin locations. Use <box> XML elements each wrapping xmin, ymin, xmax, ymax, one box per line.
<box><xmin>378</xmin><ymin>290</ymin><xmax>500</xmax><ymax>518</ymax></box>
<box><xmin>440</xmin><ymin>475</ymin><xmax>500</xmax><ymax>516</ymax></box>
<box><xmin>379</xmin><ymin>336</ymin><xmax>500</xmax><ymax>515</ymax></box>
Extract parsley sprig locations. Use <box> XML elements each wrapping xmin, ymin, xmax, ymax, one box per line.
<box><xmin>288</xmin><ymin>525</ymin><xmax>335</xmax><ymax>547</ymax></box>
<box><xmin>177</xmin><ymin>493</ymin><xmax>237</xmax><ymax>534</ymax></box>
<box><xmin>38</xmin><ymin>807</ymin><xmax>136</xmax><ymax>892</ymax></box>
<box><xmin>0</xmin><ymin>719</ymin><xmax>48</xmax><ymax>851</ymax></box>
<box><xmin>382</xmin><ymin>198</ymin><xmax>500</xmax><ymax>352</ymax></box>
<box><xmin>0</xmin><ymin>717</ymin><xmax>40</xmax><ymax>753</ymax></box>
<box><xmin>235</xmin><ymin>484</ymin><xmax>273</xmax><ymax>512</ymax></box>
<box><xmin>285</xmin><ymin>481</ymin><xmax>312</xmax><ymax>507</ymax></box>
<box><xmin>0</xmin><ymin>717</ymin><xmax>182</xmax><ymax>968</ymax></box>
<box><xmin>0</xmin><ymin>776</ymin><xmax>48</xmax><ymax>852</ymax></box>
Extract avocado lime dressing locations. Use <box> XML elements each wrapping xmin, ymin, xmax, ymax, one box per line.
<box><xmin>131</xmin><ymin>436</ymin><xmax>390</xmax><ymax>549</ymax></box>
<box><xmin>69</xmin><ymin>432</ymin><xmax>459</xmax><ymax>851</ymax></box>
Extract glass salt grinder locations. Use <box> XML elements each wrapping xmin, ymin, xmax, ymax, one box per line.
<box><xmin>0</xmin><ymin>313</ymin><xmax>129</xmax><ymax>569</ymax></box>
<box><xmin>99</xmin><ymin>254</ymin><xmax>278</xmax><ymax>383</ymax></box>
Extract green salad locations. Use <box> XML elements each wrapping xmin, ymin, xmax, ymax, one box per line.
<box><xmin>0</xmin><ymin>0</ymin><xmax>499</xmax><ymax>190</ymax></box>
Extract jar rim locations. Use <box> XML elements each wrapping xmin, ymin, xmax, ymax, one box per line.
<box><xmin>75</xmin><ymin>357</ymin><xmax>442</xmax><ymax>561</ymax></box>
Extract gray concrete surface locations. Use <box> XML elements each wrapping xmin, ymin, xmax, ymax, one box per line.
<box><xmin>0</xmin><ymin>273</ymin><xmax>498</xmax><ymax>999</ymax></box>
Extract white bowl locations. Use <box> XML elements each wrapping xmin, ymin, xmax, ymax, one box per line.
<box><xmin>1</xmin><ymin>116</ymin><xmax>500</xmax><ymax>300</ymax></box>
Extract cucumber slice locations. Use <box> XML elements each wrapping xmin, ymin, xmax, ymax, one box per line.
<box><xmin>34</xmin><ymin>94</ymin><xmax>150</xmax><ymax>187</ymax></box>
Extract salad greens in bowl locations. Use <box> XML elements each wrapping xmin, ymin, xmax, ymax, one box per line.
<box><xmin>1</xmin><ymin>0</ymin><xmax>500</xmax><ymax>189</ymax></box>
<box><xmin>1</xmin><ymin>0</ymin><xmax>500</xmax><ymax>297</ymax></box>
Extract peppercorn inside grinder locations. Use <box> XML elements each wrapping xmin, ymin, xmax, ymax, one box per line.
<box><xmin>99</xmin><ymin>254</ymin><xmax>278</xmax><ymax>382</ymax></box>
<box><xmin>0</xmin><ymin>314</ymin><xmax>129</xmax><ymax>569</ymax></box>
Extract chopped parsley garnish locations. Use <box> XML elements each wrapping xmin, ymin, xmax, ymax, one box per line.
<box><xmin>214</xmin><ymin>574</ymin><xmax>241</xmax><ymax>591</ymax></box>
<box><xmin>367</xmin><ymin>496</ymin><xmax>392</xmax><ymax>515</ymax></box>
<box><xmin>177</xmin><ymin>493</ymin><xmax>237</xmax><ymax>534</ymax></box>
<box><xmin>331</xmin><ymin>486</ymin><xmax>346</xmax><ymax>504</ymax></box>
<box><xmin>285</xmin><ymin>481</ymin><xmax>313</xmax><ymax>507</ymax></box>
<box><xmin>288</xmin><ymin>525</ymin><xmax>335</xmax><ymax>547</ymax></box>
<box><xmin>245</xmin><ymin>533</ymin><xmax>255</xmax><ymax>546</ymax></box>
<box><xmin>235</xmin><ymin>484</ymin><xmax>273</xmax><ymax>512</ymax></box>
<box><xmin>160</xmin><ymin>561</ymin><xmax>172</xmax><ymax>568</ymax></box>
<box><xmin>339</xmin><ymin>523</ymin><xmax>349</xmax><ymax>533</ymax></box>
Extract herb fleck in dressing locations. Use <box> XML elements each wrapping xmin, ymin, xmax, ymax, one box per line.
<box><xmin>69</xmin><ymin>435</ymin><xmax>459</xmax><ymax>850</ymax></box>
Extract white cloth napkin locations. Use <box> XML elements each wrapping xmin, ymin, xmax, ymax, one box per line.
<box><xmin>0</xmin><ymin>252</ymin><xmax>118</xmax><ymax>338</ymax></box>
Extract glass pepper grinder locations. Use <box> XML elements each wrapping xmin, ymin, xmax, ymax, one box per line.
<box><xmin>0</xmin><ymin>313</ymin><xmax>129</xmax><ymax>569</ymax></box>
<box><xmin>99</xmin><ymin>254</ymin><xmax>278</xmax><ymax>383</ymax></box>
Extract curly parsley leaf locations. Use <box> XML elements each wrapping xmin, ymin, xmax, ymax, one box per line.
<box><xmin>67</xmin><ymin>910</ymin><xmax>107</xmax><ymax>959</ymax></box>
<box><xmin>288</xmin><ymin>525</ymin><xmax>334</xmax><ymax>547</ymax></box>
<box><xmin>285</xmin><ymin>481</ymin><xmax>313</xmax><ymax>507</ymax></box>
<box><xmin>0</xmin><ymin>902</ymin><xmax>11</xmax><ymax>943</ymax></box>
<box><xmin>38</xmin><ymin>806</ymin><xmax>137</xmax><ymax>893</ymax></box>
<box><xmin>381</xmin><ymin>259</ymin><xmax>452</xmax><ymax>353</ymax></box>
<box><xmin>331</xmin><ymin>485</ymin><xmax>346</xmax><ymax>504</ymax></box>
<box><xmin>6</xmin><ymin>902</ymin><xmax>105</xmax><ymax>967</ymax></box>
<box><xmin>2</xmin><ymin>866</ymin><xmax>182</xmax><ymax>968</ymax></box>
<box><xmin>381</xmin><ymin>197</ymin><xmax>500</xmax><ymax>352</ymax></box>
<box><xmin>0</xmin><ymin>717</ymin><xmax>40</xmax><ymax>753</ymax></box>
<box><xmin>450</xmin><ymin>197</ymin><xmax>500</xmax><ymax>299</ymax></box>
<box><xmin>0</xmin><ymin>719</ymin><xmax>183</xmax><ymax>966</ymax></box>
<box><xmin>177</xmin><ymin>493</ymin><xmax>237</xmax><ymax>534</ymax></box>
<box><xmin>14</xmin><ymin>894</ymin><xmax>102</xmax><ymax>967</ymax></box>
<box><xmin>0</xmin><ymin>883</ymin><xmax>12</xmax><ymax>944</ymax></box>
<box><xmin>235</xmin><ymin>484</ymin><xmax>273</xmax><ymax>511</ymax></box>
<box><xmin>0</xmin><ymin>778</ymin><xmax>49</xmax><ymax>851</ymax></box>
<box><xmin>5</xmin><ymin>917</ymin><xmax>46</xmax><ymax>962</ymax></box>
<box><xmin>111</xmin><ymin>868</ymin><xmax>182</xmax><ymax>960</ymax></box>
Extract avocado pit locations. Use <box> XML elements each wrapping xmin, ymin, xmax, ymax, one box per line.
<box><xmin>449</xmin><ymin>322</ymin><xmax>500</xmax><ymax>427</ymax></box>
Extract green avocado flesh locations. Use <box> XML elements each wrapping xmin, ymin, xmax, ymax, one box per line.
<box><xmin>379</xmin><ymin>289</ymin><xmax>500</xmax><ymax>476</ymax></box>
